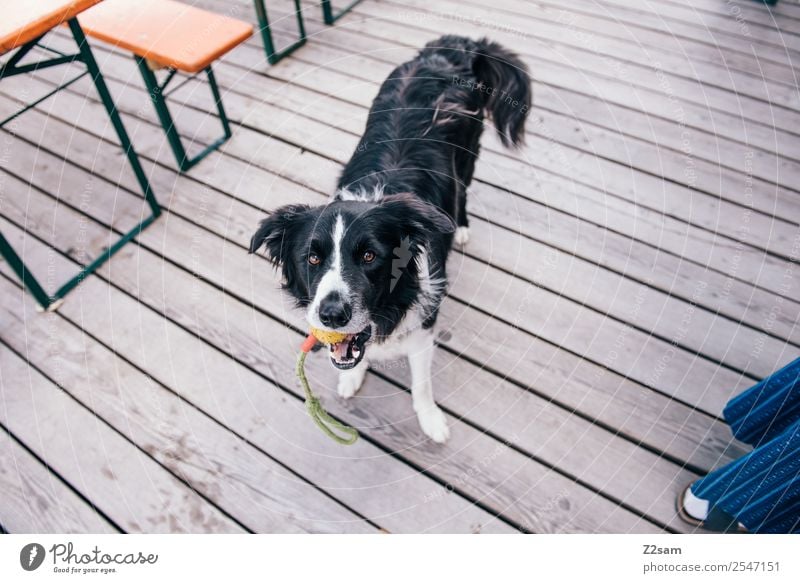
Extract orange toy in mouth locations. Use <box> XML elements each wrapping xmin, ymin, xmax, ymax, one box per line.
<box><xmin>309</xmin><ymin>327</ymin><xmax>349</xmax><ymax>345</ymax></box>
<box><xmin>303</xmin><ymin>326</ymin><xmax>373</xmax><ymax>370</ymax></box>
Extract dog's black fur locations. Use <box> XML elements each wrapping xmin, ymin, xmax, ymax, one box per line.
<box><xmin>250</xmin><ymin>35</ymin><xmax>531</xmax><ymax>358</ymax></box>
<box><xmin>338</xmin><ymin>35</ymin><xmax>531</xmax><ymax>225</ymax></box>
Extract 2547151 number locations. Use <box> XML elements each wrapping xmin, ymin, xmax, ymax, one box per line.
<box><xmin>731</xmin><ymin>561</ymin><xmax>780</xmax><ymax>572</ymax></box>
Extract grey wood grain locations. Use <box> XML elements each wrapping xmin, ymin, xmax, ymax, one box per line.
<box><xmin>0</xmin><ymin>428</ymin><xmax>118</xmax><ymax>533</ymax></box>
<box><xmin>596</xmin><ymin>0</ymin><xmax>800</xmax><ymax>40</ymax></box>
<box><xmin>370</xmin><ymin>0</ymin><xmax>800</xmax><ymax>111</ymax></box>
<box><xmin>454</xmin><ymin>0</ymin><xmax>799</xmax><ymax>82</ymax></box>
<box><xmin>0</xmin><ymin>316</ymin><xmax>244</xmax><ymax>534</ymax></box>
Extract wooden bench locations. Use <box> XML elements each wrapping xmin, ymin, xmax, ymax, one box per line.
<box><xmin>79</xmin><ymin>0</ymin><xmax>253</xmax><ymax>171</ymax></box>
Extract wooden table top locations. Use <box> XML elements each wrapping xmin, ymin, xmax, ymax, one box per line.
<box><xmin>0</xmin><ymin>0</ymin><xmax>103</xmax><ymax>55</ymax></box>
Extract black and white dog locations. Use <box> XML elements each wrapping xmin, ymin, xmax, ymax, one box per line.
<box><xmin>250</xmin><ymin>36</ymin><xmax>531</xmax><ymax>442</ymax></box>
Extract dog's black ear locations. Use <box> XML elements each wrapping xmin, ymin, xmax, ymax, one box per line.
<box><xmin>249</xmin><ymin>203</ymin><xmax>311</xmax><ymax>263</ymax></box>
<box><xmin>250</xmin><ymin>204</ymin><xmax>312</xmax><ymax>291</ymax></box>
<box><xmin>250</xmin><ymin>204</ymin><xmax>311</xmax><ymax>287</ymax></box>
<box><xmin>378</xmin><ymin>193</ymin><xmax>456</xmax><ymax>237</ymax></box>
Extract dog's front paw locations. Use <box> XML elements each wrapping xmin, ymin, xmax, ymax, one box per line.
<box><xmin>416</xmin><ymin>405</ymin><xmax>450</xmax><ymax>443</ymax></box>
<box><xmin>337</xmin><ymin>367</ymin><xmax>366</xmax><ymax>399</ymax></box>
<box><xmin>453</xmin><ymin>226</ymin><xmax>470</xmax><ymax>247</ymax></box>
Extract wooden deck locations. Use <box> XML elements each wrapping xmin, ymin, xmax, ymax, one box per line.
<box><xmin>1</xmin><ymin>0</ymin><xmax>799</xmax><ymax>533</ymax></box>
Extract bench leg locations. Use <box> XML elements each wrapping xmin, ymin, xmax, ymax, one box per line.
<box><xmin>253</xmin><ymin>0</ymin><xmax>307</xmax><ymax>65</ymax></box>
<box><xmin>0</xmin><ymin>233</ymin><xmax>53</xmax><ymax>311</ymax></box>
<box><xmin>321</xmin><ymin>0</ymin><xmax>365</xmax><ymax>25</ymax></box>
<box><xmin>70</xmin><ymin>20</ymin><xmax>160</xmax><ymax>218</ymax></box>
<box><xmin>137</xmin><ymin>58</ymin><xmax>231</xmax><ymax>172</ymax></box>
<box><xmin>0</xmin><ymin>20</ymin><xmax>162</xmax><ymax>311</ymax></box>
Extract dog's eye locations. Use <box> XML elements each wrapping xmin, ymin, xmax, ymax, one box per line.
<box><xmin>308</xmin><ymin>253</ymin><xmax>321</xmax><ymax>266</ymax></box>
<box><xmin>362</xmin><ymin>250</ymin><xmax>376</xmax><ymax>264</ymax></box>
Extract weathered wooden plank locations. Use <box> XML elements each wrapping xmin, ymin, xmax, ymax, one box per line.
<box><xmin>0</xmin><ymin>427</ymin><xmax>118</xmax><ymax>533</ymax></box>
<box><xmin>370</xmin><ymin>0</ymin><xmax>799</xmax><ymax>109</ymax></box>
<box><xmin>471</xmin><ymin>0</ymin><xmax>800</xmax><ymax>54</ymax></box>
<box><xmin>602</xmin><ymin>0</ymin><xmax>800</xmax><ymax>38</ymax></box>
<box><xmin>0</xmin><ymin>300</ymin><xmax>244</xmax><ymax>534</ymax></box>
<box><xmin>532</xmin><ymin>87</ymin><xmax>800</xmax><ymax>190</ymax></box>
<box><xmin>2</xmin><ymin>165</ymin><xmax>657</xmax><ymax>534</ymax></box>
<box><xmin>445</xmin><ymin>0</ymin><xmax>799</xmax><ymax>83</ymax></box>
<box><xmin>477</xmin><ymin>141</ymin><xmax>799</xmax><ymax>262</ymax></box>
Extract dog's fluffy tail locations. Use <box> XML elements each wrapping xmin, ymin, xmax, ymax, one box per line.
<box><xmin>428</xmin><ymin>36</ymin><xmax>532</xmax><ymax>147</ymax></box>
<box><xmin>473</xmin><ymin>38</ymin><xmax>531</xmax><ymax>147</ymax></box>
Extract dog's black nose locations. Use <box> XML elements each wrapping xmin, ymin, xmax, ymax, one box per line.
<box><xmin>318</xmin><ymin>294</ymin><xmax>352</xmax><ymax>328</ymax></box>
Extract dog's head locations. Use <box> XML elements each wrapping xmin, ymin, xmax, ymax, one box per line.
<box><xmin>249</xmin><ymin>193</ymin><xmax>455</xmax><ymax>369</ymax></box>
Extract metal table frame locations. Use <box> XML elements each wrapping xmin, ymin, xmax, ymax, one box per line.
<box><xmin>321</xmin><ymin>0</ymin><xmax>365</xmax><ymax>25</ymax></box>
<box><xmin>253</xmin><ymin>0</ymin><xmax>366</xmax><ymax>64</ymax></box>
<box><xmin>0</xmin><ymin>18</ymin><xmax>161</xmax><ymax>311</ymax></box>
<box><xmin>254</xmin><ymin>0</ymin><xmax>307</xmax><ymax>65</ymax></box>
<box><xmin>135</xmin><ymin>58</ymin><xmax>232</xmax><ymax>172</ymax></box>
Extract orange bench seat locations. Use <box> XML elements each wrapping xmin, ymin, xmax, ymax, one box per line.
<box><xmin>0</xmin><ymin>0</ymin><xmax>102</xmax><ymax>55</ymax></box>
<box><xmin>78</xmin><ymin>0</ymin><xmax>253</xmax><ymax>73</ymax></box>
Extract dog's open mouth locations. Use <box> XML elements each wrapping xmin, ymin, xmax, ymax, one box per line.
<box><xmin>329</xmin><ymin>326</ymin><xmax>372</xmax><ymax>370</ymax></box>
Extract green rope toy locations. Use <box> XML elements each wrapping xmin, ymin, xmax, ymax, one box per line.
<box><xmin>297</xmin><ymin>331</ymin><xmax>359</xmax><ymax>445</ymax></box>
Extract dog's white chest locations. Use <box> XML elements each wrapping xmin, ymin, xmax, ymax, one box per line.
<box><xmin>366</xmin><ymin>309</ymin><xmax>430</xmax><ymax>363</ymax></box>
